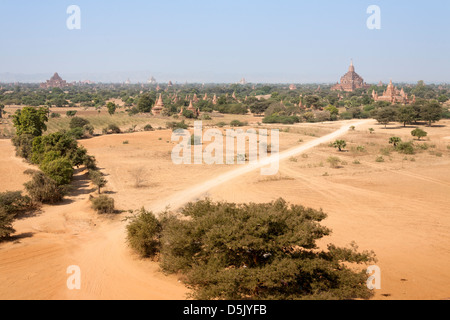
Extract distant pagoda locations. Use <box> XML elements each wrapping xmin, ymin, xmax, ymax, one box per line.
<box><xmin>152</xmin><ymin>94</ymin><xmax>164</xmax><ymax>116</ymax></box>
<box><xmin>331</xmin><ymin>60</ymin><xmax>370</xmax><ymax>92</ymax></box>
<box><xmin>40</xmin><ymin>72</ymin><xmax>70</xmax><ymax>89</ymax></box>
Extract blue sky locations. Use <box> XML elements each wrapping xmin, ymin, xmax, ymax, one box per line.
<box><xmin>0</xmin><ymin>0</ymin><xmax>449</xmax><ymax>83</ymax></box>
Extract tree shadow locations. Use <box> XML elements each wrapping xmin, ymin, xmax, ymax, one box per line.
<box><xmin>0</xmin><ymin>232</ymin><xmax>34</xmax><ymax>244</ymax></box>
<box><xmin>386</xmin><ymin>125</ymin><xmax>419</xmax><ymax>130</ymax></box>
<box><xmin>11</xmin><ymin>232</ymin><xmax>34</xmax><ymax>242</ymax></box>
<box><xmin>67</xmin><ymin>169</ymin><xmax>96</xmax><ymax>197</ymax></box>
<box><xmin>14</xmin><ymin>208</ymin><xmax>43</xmax><ymax>221</ymax></box>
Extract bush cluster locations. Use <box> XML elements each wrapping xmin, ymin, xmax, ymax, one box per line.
<box><xmin>0</xmin><ymin>191</ymin><xmax>34</xmax><ymax>239</ymax></box>
<box><xmin>90</xmin><ymin>195</ymin><xmax>115</xmax><ymax>214</ymax></box>
<box><xmin>126</xmin><ymin>198</ymin><xmax>376</xmax><ymax>300</ymax></box>
<box><xmin>263</xmin><ymin>114</ymin><xmax>300</xmax><ymax>124</ymax></box>
<box><xmin>126</xmin><ymin>208</ymin><xmax>162</xmax><ymax>258</ymax></box>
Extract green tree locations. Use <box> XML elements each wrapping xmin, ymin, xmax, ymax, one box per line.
<box><xmin>90</xmin><ymin>195</ymin><xmax>115</xmax><ymax>214</ymax></box>
<box><xmin>126</xmin><ymin>208</ymin><xmax>162</xmax><ymax>258</ymax></box>
<box><xmin>157</xmin><ymin>199</ymin><xmax>375</xmax><ymax>300</ymax></box>
<box><xmin>420</xmin><ymin>101</ymin><xmax>442</xmax><ymax>126</ymax></box>
<box><xmin>69</xmin><ymin>117</ymin><xmax>90</xmax><ymax>129</ymax></box>
<box><xmin>249</xmin><ymin>100</ymin><xmax>271</xmax><ymax>116</ymax></box>
<box><xmin>137</xmin><ymin>94</ymin><xmax>154</xmax><ymax>113</ymax></box>
<box><xmin>411</xmin><ymin>128</ymin><xmax>427</xmax><ymax>141</ymax></box>
<box><xmin>325</xmin><ymin>105</ymin><xmax>339</xmax><ymax>117</ymax></box>
<box><xmin>106</xmin><ymin>102</ymin><xmax>117</xmax><ymax>116</ymax></box>
<box><xmin>389</xmin><ymin>137</ymin><xmax>402</xmax><ymax>148</ymax></box>
<box><xmin>40</xmin><ymin>158</ymin><xmax>74</xmax><ymax>186</ymax></box>
<box><xmin>12</xmin><ymin>107</ymin><xmax>49</xmax><ymax>137</ymax></box>
<box><xmin>66</xmin><ymin>110</ymin><xmax>77</xmax><ymax>117</ymax></box>
<box><xmin>397</xmin><ymin>105</ymin><xmax>417</xmax><ymax>127</ymax></box>
<box><xmin>375</xmin><ymin>107</ymin><xmax>397</xmax><ymax>128</ymax></box>
<box><xmin>89</xmin><ymin>170</ymin><xmax>107</xmax><ymax>194</ymax></box>
<box><xmin>31</xmin><ymin>132</ymin><xmax>79</xmax><ymax>165</ymax></box>
<box><xmin>0</xmin><ymin>207</ymin><xmax>15</xmax><ymax>240</ymax></box>
<box><xmin>333</xmin><ymin>140</ymin><xmax>347</xmax><ymax>152</ymax></box>
<box><xmin>0</xmin><ymin>104</ymin><xmax>4</xmax><ymax>119</ymax></box>
<box><xmin>24</xmin><ymin>170</ymin><xmax>66</xmax><ymax>204</ymax></box>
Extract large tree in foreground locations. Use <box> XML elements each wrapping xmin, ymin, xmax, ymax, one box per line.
<box><xmin>137</xmin><ymin>199</ymin><xmax>377</xmax><ymax>300</ymax></box>
<box><xmin>12</xmin><ymin>107</ymin><xmax>49</xmax><ymax>137</ymax></box>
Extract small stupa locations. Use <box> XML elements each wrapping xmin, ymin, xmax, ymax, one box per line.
<box><xmin>152</xmin><ymin>94</ymin><xmax>164</xmax><ymax>116</ymax></box>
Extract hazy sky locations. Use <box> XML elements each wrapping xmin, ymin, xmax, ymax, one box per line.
<box><xmin>0</xmin><ymin>0</ymin><xmax>449</xmax><ymax>83</ymax></box>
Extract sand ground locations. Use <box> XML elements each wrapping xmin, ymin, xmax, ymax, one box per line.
<box><xmin>1</xmin><ymin>119</ymin><xmax>449</xmax><ymax>300</ymax></box>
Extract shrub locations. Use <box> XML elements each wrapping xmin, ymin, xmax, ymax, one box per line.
<box><xmin>416</xmin><ymin>143</ymin><xmax>429</xmax><ymax>151</ymax></box>
<box><xmin>158</xmin><ymin>199</ymin><xmax>375</xmax><ymax>300</ymax></box>
<box><xmin>230</xmin><ymin>120</ymin><xmax>247</xmax><ymax>127</ymax></box>
<box><xmin>327</xmin><ymin>156</ymin><xmax>341</xmax><ymax>168</ymax></box>
<box><xmin>68</xmin><ymin>127</ymin><xmax>84</xmax><ymax>139</ymax></box>
<box><xmin>166</xmin><ymin>120</ymin><xmax>188</xmax><ymax>131</ymax></box>
<box><xmin>215</xmin><ymin>122</ymin><xmax>227</xmax><ymax>128</ymax></box>
<box><xmin>24</xmin><ymin>170</ymin><xmax>66</xmax><ymax>204</ymax></box>
<box><xmin>83</xmin><ymin>155</ymin><xmax>97</xmax><ymax>170</ymax></box>
<box><xmin>40</xmin><ymin>158</ymin><xmax>74</xmax><ymax>186</ymax></box>
<box><xmin>69</xmin><ymin>117</ymin><xmax>90</xmax><ymax>129</ymax></box>
<box><xmin>0</xmin><ymin>191</ymin><xmax>33</xmax><ymax>216</ymax></box>
<box><xmin>396</xmin><ymin>142</ymin><xmax>415</xmax><ymax>155</ymax></box>
<box><xmin>127</xmin><ymin>107</ymin><xmax>139</xmax><ymax>116</ymax></box>
<box><xmin>375</xmin><ymin>156</ymin><xmax>385</xmax><ymax>163</ymax></box>
<box><xmin>90</xmin><ymin>195</ymin><xmax>115</xmax><ymax>214</ymax></box>
<box><xmin>182</xmin><ymin>110</ymin><xmax>196</xmax><ymax>119</ymax></box>
<box><xmin>356</xmin><ymin>146</ymin><xmax>366</xmax><ymax>153</ymax></box>
<box><xmin>144</xmin><ymin>124</ymin><xmax>154</xmax><ymax>131</ymax></box>
<box><xmin>0</xmin><ymin>207</ymin><xmax>15</xmax><ymax>240</ymax></box>
<box><xmin>12</xmin><ymin>134</ymin><xmax>34</xmax><ymax>161</ymax></box>
<box><xmin>126</xmin><ymin>208</ymin><xmax>162</xmax><ymax>258</ymax></box>
<box><xmin>50</xmin><ymin>112</ymin><xmax>61</xmax><ymax>118</ymax></box>
<box><xmin>66</xmin><ymin>110</ymin><xmax>77</xmax><ymax>117</ymax></box>
<box><xmin>107</xmin><ymin>124</ymin><xmax>121</xmax><ymax>134</ymax></box>
<box><xmin>262</xmin><ymin>115</ymin><xmax>300</xmax><ymax>124</ymax></box>
<box><xmin>83</xmin><ymin>125</ymin><xmax>95</xmax><ymax>136</ymax></box>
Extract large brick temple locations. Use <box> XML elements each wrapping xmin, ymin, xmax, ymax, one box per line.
<box><xmin>331</xmin><ymin>61</ymin><xmax>370</xmax><ymax>92</ymax></box>
<box><xmin>40</xmin><ymin>72</ymin><xmax>71</xmax><ymax>89</ymax></box>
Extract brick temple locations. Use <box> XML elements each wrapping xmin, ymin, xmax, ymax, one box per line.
<box><xmin>372</xmin><ymin>80</ymin><xmax>415</xmax><ymax>104</ymax></box>
<box><xmin>40</xmin><ymin>72</ymin><xmax>71</xmax><ymax>89</ymax></box>
<box><xmin>331</xmin><ymin>61</ymin><xmax>370</xmax><ymax>92</ymax></box>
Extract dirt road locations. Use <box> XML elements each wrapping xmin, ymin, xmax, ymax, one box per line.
<box><xmin>0</xmin><ymin>119</ymin><xmax>379</xmax><ymax>300</ymax></box>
